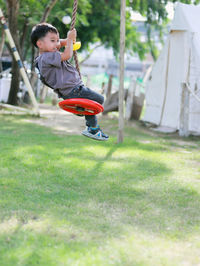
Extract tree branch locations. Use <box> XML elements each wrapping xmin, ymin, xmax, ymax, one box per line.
<box><xmin>79</xmin><ymin>43</ymin><xmax>103</xmax><ymax>65</ymax></box>
<box><xmin>40</xmin><ymin>0</ymin><xmax>58</xmax><ymax>23</ymax></box>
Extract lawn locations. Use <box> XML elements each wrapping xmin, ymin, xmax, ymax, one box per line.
<box><xmin>0</xmin><ymin>114</ymin><xmax>200</xmax><ymax>266</ymax></box>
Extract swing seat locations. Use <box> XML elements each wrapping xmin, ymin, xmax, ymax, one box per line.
<box><xmin>59</xmin><ymin>98</ymin><xmax>104</xmax><ymax>115</ymax></box>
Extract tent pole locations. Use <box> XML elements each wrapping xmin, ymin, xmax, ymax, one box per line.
<box><xmin>159</xmin><ymin>38</ymin><xmax>171</xmax><ymax>126</ymax></box>
<box><xmin>0</xmin><ymin>8</ymin><xmax>39</xmax><ymax>115</ymax></box>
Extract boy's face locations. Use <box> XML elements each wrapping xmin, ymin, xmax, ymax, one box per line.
<box><xmin>37</xmin><ymin>32</ymin><xmax>60</xmax><ymax>53</ymax></box>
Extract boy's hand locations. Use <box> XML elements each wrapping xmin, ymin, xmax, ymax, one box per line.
<box><xmin>60</xmin><ymin>28</ymin><xmax>77</xmax><ymax>61</ymax></box>
<box><xmin>67</xmin><ymin>28</ymin><xmax>77</xmax><ymax>43</ymax></box>
<box><xmin>60</xmin><ymin>29</ymin><xmax>76</xmax><ymax>61</ymax></box>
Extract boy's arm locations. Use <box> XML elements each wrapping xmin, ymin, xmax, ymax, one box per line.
<box><xmin>60</xmin><ymin>29</ymin><xmax>76</xmax><ymax>61</ymax></box>
<box><xmin>59</xmin><ymin>39</ymin><xmax>67</xmax><ymax>48</ymax></box>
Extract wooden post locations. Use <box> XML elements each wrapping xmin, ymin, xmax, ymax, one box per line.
<box><xmin>40</xmin><ymin>85</ymin><xmax>48</xmax><ymax>103</ymax></box>
<box><xmin>118</xmin><ymin>0</ymin><xmax>126</xmax><ymax>143</ymax></box>
<box><xmin>101</xmin><ymin>82</ymin><xmax>105</xmax><ymax>95</ymax></box>
<box><xmin>51</xmin><ymin>91</ymin><xmax>58</xmax><ymax>106</ymax></box>
<box><xmin>179</xmin><ymin>82</ymin><xmax>190</xmax><ymax>137</ymax></box>
<box><xmin>86</xmin><ymin>75</ymin><xmax>91</xmax><ymax>87</ymax></box>
<box><xmin>106</xmin><ymin>74</ymin><xmax>113</xmax><ymax>99</ymax></box>
<box><xmin>125</xmin><ymin>77</ymin><xmax>136</xmax><ymax>120</ymax></box>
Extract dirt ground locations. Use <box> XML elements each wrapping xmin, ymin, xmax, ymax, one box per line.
<box><xmin>1</xmin><ymin>103</ymin><xmax>199</xmax><ymax>146</ymax></box>
<box><xmin>26</xmin><ymin>103</ymin><xmax>86</xmax><ymax>135</ymax></box>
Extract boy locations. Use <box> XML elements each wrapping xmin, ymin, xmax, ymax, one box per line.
<box><xmin>31</xmin><ymin>23</ymin><xmax>109</xmax><ymax>141</ymax></box>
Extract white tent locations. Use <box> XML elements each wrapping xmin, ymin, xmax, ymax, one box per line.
<box><xmin>143</xmin><ymin>3</ymin><xmax>200</xmax><ymax>135</ymax></box>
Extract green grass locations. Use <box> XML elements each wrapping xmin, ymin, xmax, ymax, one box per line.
<box><xmin>0</xmin><ymin>114</ymin><xmax>200</xmax><ymax>266</ymax></box>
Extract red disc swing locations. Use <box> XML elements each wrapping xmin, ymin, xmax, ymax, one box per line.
<box><xmin>59</xmin><ymin>0</ymin><xmax>104</xmax><ymax>116</ymax></box>
<box><xmin>59</xmin><ymin>98</ymin><xmax>104</xmax><ymax>115</ymax></box>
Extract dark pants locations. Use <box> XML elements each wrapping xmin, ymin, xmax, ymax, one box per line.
<box><xmin>62</xmin><ymin>85</ymin><xmax>104</xmax><ymax>127</ymax></box>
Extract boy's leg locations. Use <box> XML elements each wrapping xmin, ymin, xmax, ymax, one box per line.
<box><xmin>77</xmin><ymin>86</ymin><xmax>104</xmax><ymax>105</ymax></box>
<box><xmin>63</xmin><ymin>85</ymin><xmax>103</xmax><ymax>127</ymax></box>
<box><xmin>85</xmin><ymin>114</ymin><xmax>97</xmax><ymax>127</ymax></box>
<box><xmin>63</xmin><ymin>85</ymin><xmax>104</xmax><ymax>104</ymax></box>
<box><xmin>74</xmin><ymin>86</ymin><xmax>104</xmax><ymax>129</ymax></box>
<box><xmin>62</xmin><ymin>85</ymin><xmax>109</xmax><ymax>140</ymax></box>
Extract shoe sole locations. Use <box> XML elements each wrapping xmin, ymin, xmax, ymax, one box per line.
<box><xmin>82</xmin><ymin>131</ymin><xmax>108</xmax><ymax>141</ymax></box>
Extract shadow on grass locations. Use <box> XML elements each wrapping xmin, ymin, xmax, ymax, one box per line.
<box><xmin>0</xmin><ymin>115</ymin><xmax>200</xmax><ymax>263</ymax></box>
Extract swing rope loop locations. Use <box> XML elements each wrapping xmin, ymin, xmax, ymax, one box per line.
<box><xmin>59</xmin><ymin>1</ymin><xmax>104</xmax><ymax>116</ymax></box>
<box><xmin>70</xmin><ymin>0</ymin><xmax>81</xmax><ymax>78</ymax></box>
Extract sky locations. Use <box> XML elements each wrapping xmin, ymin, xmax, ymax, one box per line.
<box><xmin>166</xmin><ymin>2</ymin><xmax>175</xmax><ymax>20</ymax></box>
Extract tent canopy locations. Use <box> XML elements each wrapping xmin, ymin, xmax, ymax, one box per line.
<box><xmin>171</xmin><ymin>3</ymin><xmax>200</xmax><ymax>32</ymax></box>
<box><xmin>143</xmin><ymin>3</ymin><xmax>200</xmax><ymax>135</ymax></box>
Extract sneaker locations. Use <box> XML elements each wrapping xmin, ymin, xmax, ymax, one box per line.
<box><xmin>82</xmin><ymin>126</ymin><xmax>109</xmax><ymax>141</ymax></box>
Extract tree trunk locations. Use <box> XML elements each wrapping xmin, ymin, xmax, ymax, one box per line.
<box><xmin>20</xmin><ymin>17</ymin><xmax>29</xmax><ymax>60</ymax></box>
<box><xmin>7</xmin><ymin>0</ymin><xmax>21</xmax><ymax>105</ymax></box>
<box><xmin>0</xmin><ymin>29</ymin><xmax>5</xmax><ymax>76</ymax></box>
<box><xmin>9</xmin><ymin>60</ymin><xmax>20</xmax><ymax>105</ymax></box>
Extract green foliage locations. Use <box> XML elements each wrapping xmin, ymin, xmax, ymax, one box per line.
<box><xmin>128</xmin><ymin>0</ymin><xmax>200</xmax><ymax>60</ymax></box>
<box><xmin>129</xmin><ymin>0</ymin><xmax>199</xmax><ymax>23</ymax></box>
<box><xmin>2</xmin><ymin>0</ymin><xmax>200</xmax><ymax>61</ymax></box>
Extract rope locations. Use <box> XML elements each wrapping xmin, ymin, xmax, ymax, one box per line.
<box><xmin>185</xmin><ymin>82</ymin><xmax>200</xmax><ymax>103</ymax></box>
<box><xmin>70</xmin><ymin>0</ymin><xmax>78</xmax><ymax>30</ymax></box>
<box><xmin>70</xmin><ymin>0</ymin><xmax>81</xmax><ymax>78</ymax></box>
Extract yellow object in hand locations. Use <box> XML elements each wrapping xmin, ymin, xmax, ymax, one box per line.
<box><xmin>73</xmin><ymin>41</ymin><xmax>81</xmax><ymax>51</ymax></box>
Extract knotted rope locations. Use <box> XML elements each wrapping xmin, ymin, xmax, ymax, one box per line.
<box><xmin>70</xmin><ymin>0</ymin><xmax>81</xmax><ymax>78</ymax></box>
<box><xmin>185</xmin><ymin>82</ymin><xmax>200</xmax><ymax>103</ymax></box>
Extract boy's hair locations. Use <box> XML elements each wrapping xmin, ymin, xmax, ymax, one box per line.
<box><xmin>31</xmin><ymin>23</ymin><xmax>58</xmax><ymax>48</ymax></box>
